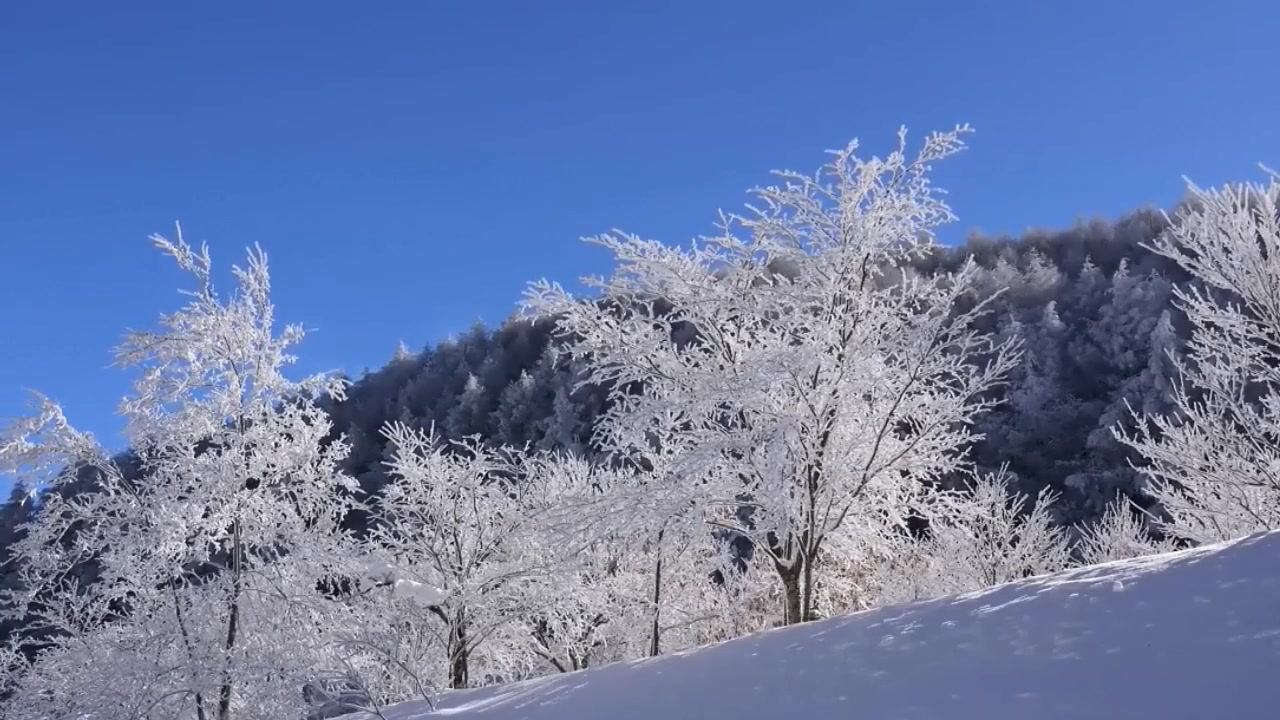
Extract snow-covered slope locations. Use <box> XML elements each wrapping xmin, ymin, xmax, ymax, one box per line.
<box><xmin>369</xmin><ymin>531</ymin><xmax>1280</xmax><ymax>719</ymax></box>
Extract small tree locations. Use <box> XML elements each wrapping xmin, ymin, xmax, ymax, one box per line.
<box><xmin>508</xmin><ymin>454</ymin><xmax>648</xmax><ymax>674</ymax></box>
<box><xmin>371</xmin><ymin>424</ymin><xmax>560</xmax><ymax>690</ymax></box>
<box><xmin>867</xmin><ymin>533</ymin><xmax>940</xmax><ymax>608</ymax></box>
<box><xmin>1116</xmin><ymin>171</ymin><xmax>1280</xmax><ymax>544</ymax></box>
<box><xmin>1075</xmin><ymin>495</ymin><xmax>1175</xmax><ymax>566</ymax></box>
<box><xmin>923</xmin><ymin>468</ymin><xmax>1071</xmax><ymax>595</ymax></box>
<box><xmin>527</xmin><ymin>126</ymin><xmax>1019</xmax><ymax>624</ymax></box>
<box><xmin>0</xmin><ymin>233</ymin><xmax>363</xmax><ymax>720</ymax></box>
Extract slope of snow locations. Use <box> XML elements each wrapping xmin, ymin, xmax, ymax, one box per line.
<box><xmin>367</xmin><ymin>531</ymin><xmax>1280</xmax><ymax>719</ymax></box>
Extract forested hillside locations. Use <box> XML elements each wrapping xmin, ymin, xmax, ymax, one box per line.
<box><xmin>9</xmin><ymin>119</ymin><xmax>1280</xmax><ymax>720</ymax></box>
<box><xmin>0</xmin><ymin>206</ymin><xmax>1190</xmax><ymax>652</ymax></box>
<box><xmin>323</xmin><ymin>206</ymin><xmax>1187</xmax><ymax>528</ymax></box>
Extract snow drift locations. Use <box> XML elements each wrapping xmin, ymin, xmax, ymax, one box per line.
<box><xmin>361</xmin><ymin>531</ymin><xmax>1280</xmax><ymax>719</ymax></box>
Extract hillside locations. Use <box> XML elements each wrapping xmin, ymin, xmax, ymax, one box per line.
<box><xmin>0</xmin><ymin>211</ymin><xmax>1194</xmax><ymax>655</ymax></box>
<box><xmin>363</xmin><ymin>530</ymin><xmax>1280</xmax><ymax>720</ymax></box>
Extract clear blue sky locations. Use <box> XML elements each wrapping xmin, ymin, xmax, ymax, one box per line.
<box><xmin>1</xmin><ymin>0</ymin><xmax>1277</xmax><ymax>456</ymax></box>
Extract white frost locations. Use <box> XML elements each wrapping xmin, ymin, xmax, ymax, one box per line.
<box><xmin>355</xmin><ymin>530</ymin><xmax>1280</xmax><ymax>720</ymax></box>
<box><xmin>391</xmin><ymin>578</ymin><xmax>446</xmax><ymax>607</ymax></box>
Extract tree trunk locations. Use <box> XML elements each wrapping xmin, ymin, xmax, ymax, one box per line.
<box><xmin>216</xmin><ymin>522</ymin><xmax>243</xmax><ymax>720</ymax></box>
<box><xmin>800</xmin><ymin>551</ymin><xmax>816</xmax><ymax>622</ymax></box>
<box><xmin>777</xmin><ymin>560</ymin><xmax>803</xmax><ymax>626</ymax></box>
<box><xmin>449</xmin><ymin>614</ymin><xmax>469</xmax><ymax>690</ymax></box>
<box><xmin>649</xmin><ymin>529</ymin><xmax>664</xmax><ymax>657</ymax></box>
<box><xmin>171</xmin><ymin>578</ymin><xmax>208</xmax><ymax>720</ymax></box>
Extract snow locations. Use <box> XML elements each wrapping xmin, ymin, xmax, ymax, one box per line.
<box><xmin>391</xmin><ymin>578</ymin><xmax>446</xmax><ymax>607</ymax></box>
<box><xmin>362</xmin><ymin>561</ymin><xmax>447</xmax><ymax>607</ymax></box>
<box><xmin>354</xmin><ymin>530</ymin><xmax>1280</xmax><ymax>719</ymax></box>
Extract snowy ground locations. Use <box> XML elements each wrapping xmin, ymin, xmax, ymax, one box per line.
<box><xmin>359</xmin><ymin>531</ymin><xmax>1280</xmax><ymax>719</ymax></box>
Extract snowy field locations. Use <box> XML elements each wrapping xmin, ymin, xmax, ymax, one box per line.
<box><xmin>358</xmin><ymin>531</ymin><xmax>1280</xmax><ymax>720</ymax></box>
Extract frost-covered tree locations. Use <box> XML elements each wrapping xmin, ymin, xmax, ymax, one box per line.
<box><xmin>527</xmin><ymin>126</ymin><xmax>1020</xmax><ymax>625</ymax></box>
<box><xmin>370</xmin><ymin>424</ymin><xmax>585</xmax><ymax>690</ymax></box>
<box><xmin>570</xmin><ymin>439</ymin><xmax>755</xmax><ymax>654</ymax></box>
<box><xmin>365</xmin><ymin>432</ymin><xmax>717</xmax><ymax>690</ymax></box>
<box><xmin>0</xmin><ymin>234</ymin><xmax>365</xmax><ymax>720</ymax></box>
<box><xmin>806</xmin><ymin>514</ymin><xmax>908</xmax><ymax>615</ymax></box>
<box><xmin>1116</xmin><ymin>171</ymin><xmax>1280</xmax><ymax>543</ymax></box>
<box><xmin>1075</xmin><ymin>495</ymin><xmax>1175</xmax><ymax>566</ymax></box>
<box><xmin>866</xmin><ymin>532</ymin><xmax>939</xmax><ymax>607</ymax></box>
<box><xmin>921</xmin><ymin>468</ymin><xmax>1071</xmax><ymax>595</ymax></box>
<box><xmin>501</xmin><ymin>455</ymin><xmax>656</xmax><ymax>674</ymax></box>
<box><xmin>516</xmin><ymin>533</ymin><xmax>628</xmax><ymax>674</ymax></box>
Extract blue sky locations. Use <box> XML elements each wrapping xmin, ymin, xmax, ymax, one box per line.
<box><xmin>1</xmin><ymin>0</ymin><xmax>1277</xmax><ymax>456</ymax></box>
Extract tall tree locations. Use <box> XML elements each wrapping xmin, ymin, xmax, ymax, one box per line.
<box><xmin>527</xmin><ymin>127</ymin><xmax>1019</xmax><ymax>625</ymax></box>
<box><xmin>0</xmin><ymin>233</ymin><xmax>363</xmax><ymax>720</ymax></box>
